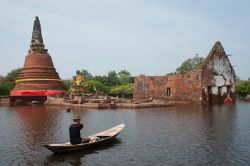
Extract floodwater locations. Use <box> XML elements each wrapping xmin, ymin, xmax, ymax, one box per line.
<box><xmin>1</xmin><ymin>101</ymin><xmax>250</xmax><ymax>166</ymax></box>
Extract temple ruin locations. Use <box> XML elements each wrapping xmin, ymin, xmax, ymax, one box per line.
<box><xmin>10</xmin><ymin>16</ymin><xmax>65</xmax><ymax>99</ymax></box>
<box><xmin>133</xmin><ymin>41</ymin><xmax>235</xmax><ymax>104</ymax></box>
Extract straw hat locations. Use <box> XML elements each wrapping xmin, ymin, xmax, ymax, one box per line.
<box><xmin>73</xmin><ymin>115</ymin><xmax>81</xmax><ymax>120</ymax></box>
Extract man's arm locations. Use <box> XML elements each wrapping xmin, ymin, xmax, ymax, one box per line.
<box><xmin>80</xmin><ymin>124</ymin><xmax>83</xmax><ymax>129</ymax></box>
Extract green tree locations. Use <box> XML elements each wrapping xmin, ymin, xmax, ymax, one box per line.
<box><xmin>118</xmin><ymin>70</ymin><xmax>131</xmax><ymax>76</ymax></box>
<box><xmin>71</xmin><ymin>68</ymin><xmax>134</xmax><ymax>97</ymax></box>
<box><xmin>235</xmin><ymin>80</ymin><xmax>250</xmax><ymax>97</ymax></box>
<box><xmin>86</xmin><ymin>80</ymin><xmax>110</xmax><ymax>94</ymax></box>
<box><xmin>81</xmin><ymin>69</ymin><xmax>93</xmax><ymax>81</ymax></box>
<box><xmin>0</xmin><ymin>81</ymin><xmax>11</xmax><ymax>95</ymax></box>
<box><xmin>110</xmin><ymin>83</ymin><xmax>134</xmax><ymax>97</ymax></box>
<box><xmin>0</xmin><ymin>68</ymin><xmax>22</xmax><ymax>95</ymax></box>
<box><xmin>93</xmin><ymin>75</ymin><xmax>105</xmax><ymax>84</ymax></box>
<box><xmin>62</xmin><ymin>79</ymin><xmax>72</xmax><ymax>90</ymax></box>
<box><xmin>118</xmin><ymin>70</ymin><xmax>131</xmax><ymax>85</ymax></box>
<box><xmin>176</xmin><ymin>55</ymin><xmax>204</xmax><ymax>74</ymax></box>
<box><xmin>118</xmin><ymin>69</ymin><xmax>134</xmax><ymax>84</ymax></box>
<box><xmin>105</xmin><ymin>71</ymin><xmax>119</xmax><ymax>87</ymax></box>
<box><xmin>5</xmin><ymin>68</ymin><xmax>22</xmax><ymax>82</ymax></box>
<box><xmin>118</xmin><ymin>74</ymin><xmax>130</xmax><ymax>85</ymax></box>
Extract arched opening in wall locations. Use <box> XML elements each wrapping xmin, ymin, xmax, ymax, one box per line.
<box><xmin>207</xmin><ymin>86</ymin><xmax>212</xmax><ymax>104</ymax></box>
<box><xmin>166</xmin><ymin>87</ymin><xmax>171</xmax><ymax>97</ymax></box>
<box><xmin>218</xmin><ymin>86</ymin><xmax>222</xmax><ymax>103</ymax></box>
<box><xmin>227</xmin><ymin>85</ymin><xmax>231</xmax><ymax>97</ymax></box>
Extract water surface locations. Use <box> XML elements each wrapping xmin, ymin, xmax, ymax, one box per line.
<box><xmin>1</xmin><ymin>101</ymin><xmax>250</xmax><ymax>165</ymax></box>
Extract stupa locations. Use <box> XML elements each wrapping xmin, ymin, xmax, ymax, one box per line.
<box><xmin>11</xmin><ymin>16</ymin><xmax>66</xmax><ymax>96</ymax></box>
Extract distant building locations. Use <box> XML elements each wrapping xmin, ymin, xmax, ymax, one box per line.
<box><xmin>10</xmin><ymin>16</ymin><xmax>66</xmax><ymax>98</ymax></box>
<box><xmin>133</xmin><ymin>41</ymin><xmax>235</xmax><ymax>104</ymax></box>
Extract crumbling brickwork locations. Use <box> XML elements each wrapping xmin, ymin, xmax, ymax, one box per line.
<box><xmin>133</xmin><ymin>41</ymin><xmax>235</xmax><ymax>104</ymax></box>
<box><xmin>200</xmin><ymin>42</ymin><xmax>235</xmax><ymax>103</ymax></box>
<box><xmin>134</xmin><ymin>72</ymin><xmax>202</xmax><ymax>102</ymax></box>
<box><xmin>11</xmin><ymin>17</ymin><xmax>65</xmax><ymax>96</ymax></box>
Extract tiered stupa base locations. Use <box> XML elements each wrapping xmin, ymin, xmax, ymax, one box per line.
<box><xmin>10</xmin><ymin>16</ymin><xmax>66</xmax><ymax>97</ymax></box>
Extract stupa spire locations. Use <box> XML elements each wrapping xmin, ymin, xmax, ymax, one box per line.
<box><xmin>30</xmin><ymin>16</ymin><xmax>47</xmax><ymax>53</ymax></box>
<box><xmin>11</xmin><ymin>16</ymin><xmax>65</xmax><ymax>97</ymax></box>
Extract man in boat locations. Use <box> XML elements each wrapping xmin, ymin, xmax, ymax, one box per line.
<box><xmin>69</xmin><ymin>115</ymin><xmax>90</xmax><ymax>144</ymax></box>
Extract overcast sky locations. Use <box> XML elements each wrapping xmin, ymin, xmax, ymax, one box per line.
<box><xmin>0</xmin><ymin>0</ymin><xmax>249</xmax><ymax>79</ymax></box>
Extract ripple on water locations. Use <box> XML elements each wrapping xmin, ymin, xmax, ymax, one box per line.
<box><xmin>1</xmin><ymin>103</ymin><xmax>250</xmax><ymax>165</ymax></box>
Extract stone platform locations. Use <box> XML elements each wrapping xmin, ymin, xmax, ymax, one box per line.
<box><xmin>44</xmin><ymin>96</ymin><xmax>174</xmax><ymax>109</ymax></box>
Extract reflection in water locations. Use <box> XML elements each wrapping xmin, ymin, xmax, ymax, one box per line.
<box><xmin>200</xmin><ymin>104</ymin><xmax>236</xmax><ymax>165</ymax></box>
<box><xmin>1</xmin><ymin>101</ymin><xmax>250</xmax><ymax>165</ymax></box>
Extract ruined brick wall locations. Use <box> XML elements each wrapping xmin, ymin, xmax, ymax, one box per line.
<box><xmin>133</xmin><ymin>41</ymin><xmax>235</xmax><ymax>104</ymax></box>
<box><xmin>134</xmin><ymin>72</ymin><xmax>202</xmax><ymax>102</ymax></box>
<box><xmin>200</xmin><ymin>41</ymin><xmax>235</xmax><ymax>103</ymax></box>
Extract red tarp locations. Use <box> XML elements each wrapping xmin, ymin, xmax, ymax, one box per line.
<box><xmin>10</xmin><ymin>90</ymin><xmax>66</xmax><ymax>96</ymax></box>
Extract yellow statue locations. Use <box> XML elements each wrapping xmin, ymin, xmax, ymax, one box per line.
<box><xmin>71</xmin><ymin>70</ymin><xmax>88</xmax><ymax>95</ymax></box>
<box><xmin>75</xmin><ymin>70</ymin><xmax>84</xmax><ymax>86</ymax></box>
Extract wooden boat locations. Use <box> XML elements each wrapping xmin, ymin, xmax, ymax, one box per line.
<box><xmin>44</xmin><ymin>123</ymin><xmax>125</xmax><ymax>154</ymax></box>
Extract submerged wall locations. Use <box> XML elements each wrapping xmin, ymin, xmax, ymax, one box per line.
<box><xmin>133</xmin><ymin>41</ymin><xmax>235</xmax><ymax>104</ymax></box>
<box><xmin>134</xmin><ymin>72</ymin><xmax>202</xmax><ymax>102</ymax></box>
<box><xmin>201</xmin><ymin>41</ymin><xmax>235</xmax><ymax>103</ymax></box>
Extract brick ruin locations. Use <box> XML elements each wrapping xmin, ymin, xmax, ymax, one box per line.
<box><xmin>133</xmin><ymin>41</ymin><xmax>235</xmax><ymax>104</ymax></box>
<box><xmin>10</xmin><ymin>16</ymin><xmax>65</xmax><ymax>97</ymax></box>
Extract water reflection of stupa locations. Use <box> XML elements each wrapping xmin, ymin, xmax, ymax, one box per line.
<box><xmin>10</xmin><ymin>16</ymin><xmax>65</xmax><ymax>100</ymax></box>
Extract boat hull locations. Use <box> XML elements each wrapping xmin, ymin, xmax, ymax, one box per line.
<box><xmin>44</xmin><ymin>124</ymin><xmax>125</xmax><ymax>154</ymax></box>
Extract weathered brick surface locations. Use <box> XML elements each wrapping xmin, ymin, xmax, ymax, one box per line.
<box><xmin>14</xmin><ymin>53</ymin><xmax>64</xmax><ymax>90</ymax></box>
<box><xmin>12</xmin><ymin>17</ymin><xmax>64</xmax><ymax>91</ymax></box>
<box><xmin>134</xmin><ymin>72</ymin><xmax>202</xmax><ymax>102</ymax></box>
<box><xmin>200</xmin><ymin>41</ymin><xmax>235</xmax><ymax>103</ymax></box>
<box><xmin>134</xmin><ymin>41</ymin><xmax>235</xmax><ymax>104</ymax></box>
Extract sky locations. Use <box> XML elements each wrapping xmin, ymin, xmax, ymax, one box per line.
<box><xmin>0</xmin><ymin>0</ymin><xmax>249</xmax><ymax>80</ymax></box>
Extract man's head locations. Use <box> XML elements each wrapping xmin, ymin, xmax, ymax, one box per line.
<box><xmin>73</xmin><ymin>115</ymin><xmax>81</xmax><ymax>123</ymax></box>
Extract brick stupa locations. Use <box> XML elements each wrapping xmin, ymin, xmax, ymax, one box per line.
<box><xmin>11</xmin><ymin>16</ymin><xmax>66</xmax><ymax>96</ymax></box>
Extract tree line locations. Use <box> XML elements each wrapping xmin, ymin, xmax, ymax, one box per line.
<box><xmin>1</xmin><ymin>55</ymin><xmax>250</xmax><ymax>97</ymax></box>
<box><xmin>63</xmin><ymin>69</ymin><xmax>134</xmax><ymax>97</ymax></box>
<box><xmin>235</xmin><ymin>79</ymin><xmax>250</xmax><ymax>97</ymax></box>
<box><xmin>0</xmin><ymin>68</ymin><xmax>22</xmax><ymax>95</ymax></box>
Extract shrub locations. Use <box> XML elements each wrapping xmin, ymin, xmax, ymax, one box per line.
<box><xmin>235</xmin><ymin>80</ymin><xmax>250</xmax><ymax>97</ymax></box>
<box><xmin>86</xmin><ymin>80</ymin><xmax>110</xmax><ymax>94</ymax></box>
<box><xmin>0</xmin><ymin>68</ymin><xmax>22</xmax><ymax>95</ymax></box>
<box><xmin>110</xmin><ymin>83</ymin><xmax>134</xmax><ymax>97</ymax></box>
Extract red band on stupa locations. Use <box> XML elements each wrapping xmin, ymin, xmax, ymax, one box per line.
<box><xmin>10</xmin><ymin>90</ymin><xmax>66</xmax><ymax>96</ymax></box>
